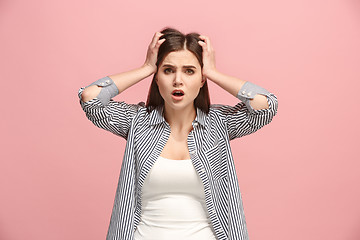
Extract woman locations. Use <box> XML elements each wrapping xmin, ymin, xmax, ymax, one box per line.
<box><xmin>78</xmin><ymin>27</ymin><xmax>278</xmax><ymax>240</ymax></box>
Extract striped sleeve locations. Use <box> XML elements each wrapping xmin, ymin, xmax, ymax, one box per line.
<box><xmin>216</xmin><ymin>91</ymin><xmax>278</xmax><ymax>141</ymax></box>
<box><xmin>77</xmin><ymin>87</ymin><xmax>144</xmax><ymax>140</ymax></box>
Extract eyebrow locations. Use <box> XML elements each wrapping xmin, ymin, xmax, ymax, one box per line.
<box><xmin>162</xmin><ymin>64</ymin><xmax>197</xmax><ymax>69</ymax></box>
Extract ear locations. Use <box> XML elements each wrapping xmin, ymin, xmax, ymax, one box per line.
<box><xmin>201</xmin><ymin>77</ymin><xmax>206</xmax><ymax>87</ymax></box>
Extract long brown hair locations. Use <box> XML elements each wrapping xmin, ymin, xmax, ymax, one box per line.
<box><xmin>145</xmin><ymin>27</ymin><xmax>211</xmax><ymax>114</ymax></box>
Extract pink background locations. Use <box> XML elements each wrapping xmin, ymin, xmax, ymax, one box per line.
<box><xmin>1</xmin><ymin>0</ymin><xmax>360</xmax><ymax>239</ymax></box>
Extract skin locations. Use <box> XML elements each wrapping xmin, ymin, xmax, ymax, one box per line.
<box><xmin>82</xmin><ymin>31</ymin><xmax>269</xmax><ymax>159</ymax></box>
<box><xmin>156</xmin><ymin>50</ymin><xmax>206</xmax><ymax>129</ymax></box>
<box><xmin>153</xmin><ymin>49</ymin><xmax>205</xmax><ymax>160</ymax></box>
<box><xmin>128</xmin><ymin>31</ymin><xmax>269</xmax><ymax>160</ymax></box>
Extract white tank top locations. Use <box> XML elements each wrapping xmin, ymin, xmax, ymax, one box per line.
<box><xmin>134</xmin><ymin>155</ymin><xmax>217</xmax><ymax>240</ymax></box>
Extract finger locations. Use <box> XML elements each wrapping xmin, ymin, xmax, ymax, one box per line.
<box><xmin>155</xmin><ymin>38</ymin><xmax>166</xmax><ymax>48</ymax></box>
<box><xmin>199</xmin><ymin>35</ymin><xmax>208</xmax><ymax>43</ymax></box>
<box><xmin>198</xmin><ymin>40</ymin><xmax>206</xmax><ymax>50</ymax></box>
<box><xmin>198</xmin><ymin>40</ymin><xmax>210</xmax><ymax>55</ymax></box>
<box><xmin>152</xmin><ymin>32</ymin><xmax>161</xmax><ymax>42</ymax></box>
<box><xmin>154</xmin><ymin>31</ymin><xmax>163</xmax><ymax>38</ymax></box>
<box><xmin>199</xmin><ymin>35</ymin><xmax>211</xmax><ymax>52</ymax></box>
<box><xmin>203</xmin><ymin>36</ymin><xmax>211</xmax><ymax>52</ymax></box>
<box><xmin>198</xmin><ymin>35</ymin><xmax>206</xmax><ymax>44</ymax></box>
<box><xmin>151</xmin><ymin>32</ymin><xmax>162</xmax><ymax>48</ymax></box>
<box><xmin>198</xmin><ymin>36</ymin><xmax>206</xmax><ymax>46</ymax></box>
<box><xmin>151</xmin><ymin>32</ymin><xmax>164</xmax><ymax>48</ymax></box>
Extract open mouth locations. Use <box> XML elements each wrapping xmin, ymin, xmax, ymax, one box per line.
<box><xmin>172</xmin><ymin>90</ymin><xmax>184</xmax><ymax>96</ymax></box>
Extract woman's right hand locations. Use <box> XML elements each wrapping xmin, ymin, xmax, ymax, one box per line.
<box><xmin>143</xmin><ymin>32</ymin><xmax>166</xmax><ymax>74</ymax></box>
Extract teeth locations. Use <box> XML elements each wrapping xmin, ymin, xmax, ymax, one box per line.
<box><xmin>173</xmin><ymin>91</ymin><xmax>183</xmax><ymax>96</ymax></box>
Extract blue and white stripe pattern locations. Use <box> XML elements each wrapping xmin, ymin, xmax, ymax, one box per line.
<box><xmin>78</xmin><ymin>77</ymin><xmax>278</xmax><ymax>240</ymax></box>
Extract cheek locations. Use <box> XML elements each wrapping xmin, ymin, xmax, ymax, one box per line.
<box><xmin>189</xmin><ymin>83</ymin><xmax>202</xmax><ymax>96</ymax></box>
<box><xmin>156</xmin><ymin>81</ymin><xmax>168</xmax><ymax>96</ymax></box>
<box><xmin>190</xmin><ymin>75</ymin><xmax>203</xmax><ymax>88</ymax></box>
<box><xmin>157</xmin><ymin>83</ymin><xmax>164</xmax><ymax>93</ymax></box>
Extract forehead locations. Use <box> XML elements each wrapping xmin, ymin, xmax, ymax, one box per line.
<box><xmin>161</xmin><ymin>50</ymin><xmax>200</xmax><ymax>67</ymax></box>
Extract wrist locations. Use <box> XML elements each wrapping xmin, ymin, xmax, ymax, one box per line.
<box><xmin>141</xmin><ymin>64</ymin><xmax>156</xmax><ymax>77</ymax></box>
<box><xmin>203</xmin><ymin>68</ymin><xmax>219</xmax><ymax>80</ymax></box>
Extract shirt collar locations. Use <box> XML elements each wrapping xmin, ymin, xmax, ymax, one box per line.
<box><xmin>149</xmin><ymin>104</ymin><xmax>207</xmax><ymax>127</ymax></box>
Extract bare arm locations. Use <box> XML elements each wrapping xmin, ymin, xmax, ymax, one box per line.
<box><xmin>81</xmin><ymin>32</ymin><xmax>166</xmax><ymax>103</ymax></box>
<box><xmin>198</xmin><ymin>35</ymin><xmax>269</xmax><ymax>111</ymax></box>
<box><xmin>81</xmin><ymin>65</ymin><xmax>154</xmax><ymax>102</ymax></box>
<box><xmin>204</xmin><ymin>69</ymin><xmax>269</xmax><ymax>110</ymax></box>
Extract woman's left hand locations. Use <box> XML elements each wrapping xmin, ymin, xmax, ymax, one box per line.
<box><xmin>198</xmin><ymin>35</ymin><xmax>217</xmax><ymax>80</ymax></box>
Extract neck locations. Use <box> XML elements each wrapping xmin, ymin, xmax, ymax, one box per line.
<box><xmin>163</xmin><ymin>103</ymin><xmax>196</xmax><ymax>131</ymax></box>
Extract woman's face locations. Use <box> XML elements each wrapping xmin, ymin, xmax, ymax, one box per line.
<box><xmin>156</xmin><ymin>49</ymin><xmax>205</xmax><ymax>112</ymax></box>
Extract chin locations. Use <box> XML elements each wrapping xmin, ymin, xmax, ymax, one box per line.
<box><xmin>166</xmin><ymin>101</ymin><xmax>194</xmax><ymax>110</ymax></box>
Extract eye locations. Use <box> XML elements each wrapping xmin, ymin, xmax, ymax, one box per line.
<box><xmin>164</xmin><ymin>68</ymin><xmax>174</xmax><ymax>74</ymax></box>
<box><xmin>185</xmin><ymin>69</ymin><xmax>195</xmax><ymax>74</ymax></box>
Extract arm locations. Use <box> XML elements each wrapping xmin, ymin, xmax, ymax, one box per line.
<box><xmin>198</xmin><ymin>35</ymin><xmax>270</xmax><ymax>113</ymax></box>
<box><xmin>203</xmin><ymin>69</ymin><xmax>271</xmax><ymax>113</ymax></box>
<box><xmin>81</xmin><ymin>32</ymin><xmax>166</xmax><ymax>106</ymax></box>
<box><xmin>198</xmin><ymin>35</ymin><xmax>278</xmax><ymax>140</ymax></box>
<box><xmin>78</xmin><ymin>32</ymin><xmax>166</xmax><ymax>139</ymax></box>
<box><xmin>81</xmin><ymin>65</ymin><xmax>155</xmax><ymax>105</ymax></box>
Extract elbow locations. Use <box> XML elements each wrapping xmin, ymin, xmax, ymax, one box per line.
<box><xmin>266</xmin><ymin>93</ymin><xmax>278</xmax><ymax>118</ymax></box>
<box><xmin>249</xmin><ymin>94</ymin><xmax>270</xmax><ymax>111</ymax></box>
<box><xmin>81</xmin><ymin>85</ymin><xmax>101</xmax><ymax>103</ymax></box>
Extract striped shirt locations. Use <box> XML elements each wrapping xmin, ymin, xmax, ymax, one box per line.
<box><xmin>77</xmin><ymin>78</ymin><xmax>278</xmax><ymax>240</ymax></box>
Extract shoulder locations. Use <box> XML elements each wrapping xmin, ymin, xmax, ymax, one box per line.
<box><xmin>208</xmin><ymin>102</ymin><xmax>246</xmax><ymax>118</ymax></box>
<box><xmin>106</xmin><ymin>100</ymin><xmax>148</xmax><ymax>121</ymax></box>
<box><xmin>114</xmin><ymin>100</ymin><xmax>146</xmax><ymax>110</ymax></box>
<box><xmin>128</xmin><ymin>101</ymin><xmax>152</xmax><ymax>123</ymax></box>
<box><xmin>201</xmin><ymin>103</ymin><xmax>246</xmax><ymax>129</ymax></box>
<box><xmin>125</xmin><ymin>101</ymin><xmax>147</xmax><ymax>115</ymax></box>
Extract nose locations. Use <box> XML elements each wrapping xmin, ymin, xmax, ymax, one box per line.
<box><xmin>173</xmin><ymin>72</ymin><xmax>183</xmax><ymax>86</ymax></box>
